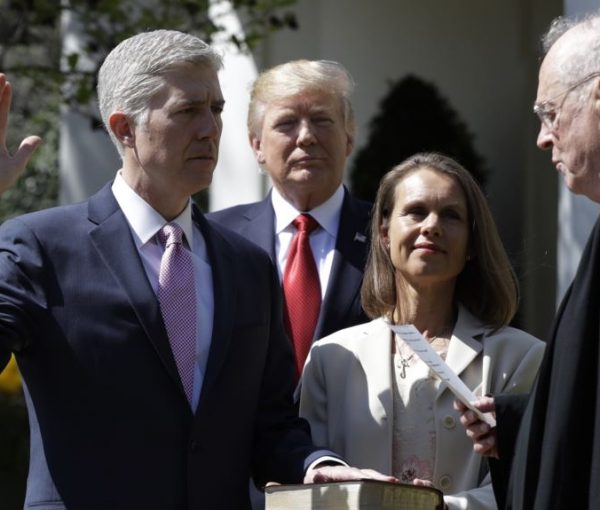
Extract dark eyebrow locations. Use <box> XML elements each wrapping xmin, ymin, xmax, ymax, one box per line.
<box><xmin>177</xmin><ymin>98</ymin><xmax>225</xmax><ymax>108</ymax></box>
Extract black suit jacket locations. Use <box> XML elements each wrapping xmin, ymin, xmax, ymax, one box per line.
<box><xmin>207</xmin><ymin>188</ymin><xmax>371</xmax><ymax>342</ymax></box>
<box><xmin>0</xmin><ymin>183</ymin><xmax>332</xmax><ymax>510</ymax></box>
<box><xmin>492</xmin><ymin>215</ymin><xmax>600</xmax><ymax>510</ymax></box>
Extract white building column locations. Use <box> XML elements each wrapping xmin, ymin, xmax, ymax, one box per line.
<box><xmin>60</xmin><ymin>11</ymin><xmax>120</xmax><ymax>205</ymax></box>
<box><xmin>208</xmin><ymin>1</ymin><xmax>265</xmax><ymax>212</ymax></box>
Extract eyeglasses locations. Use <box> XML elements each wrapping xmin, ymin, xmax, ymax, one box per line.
<box><xmin>533</xmin><ymin>71</ymin><xmax>600</xmax><ymax>130</ymax></box>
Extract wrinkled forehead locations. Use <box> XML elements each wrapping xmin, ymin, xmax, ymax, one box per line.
<box><xmin>153</xmin><ymin>64</ymin><xmax>223</xmax><ymax>103</ymax></box>
<box><xmin>536</xmin><ymin>53</ymin><xmax>567</xmax><ymax>103</ymax></box>
<box><xmin>284</xmin><ymin>88</ymin><xmax>342</xmax><ymax>111</ymax></box>
<box><xmin>537</xmin><ymin>25</ymin><xmax>589</xmax><ymax>102</ymax></box>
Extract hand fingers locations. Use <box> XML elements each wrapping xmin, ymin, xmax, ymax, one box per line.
<box><xmin>0</xmin><ymin>77</ymin><xmax>12</xmax><ymax>151</ymax></box>
<box><xmin>453</xmin><ymin>399</ymin><xmax>468</xmax><ymax>412</ymax></box>
<box><xmin>358</xmin><ymin>468</ymin><xmax>399</xmax><ymax>483</ymax></box>
<box><xmin>474</xmin><ymin>438</ymin><xmax>499</xmax><ymax>458</ymax></box>
<box><xmin>471</xmin><ymin>396</ymin><xmax>496</xmax><ymax>413</ymax></box>
<box><xmin>15</xmin><ymin>136</ymin><xmax>42</xmax><ymax>166</ymax></box>
<box><xmin>306</xmin><ymin>466</ymin><xmax>398</xmax><ymax>484</ymax></box>
<box><xmin>466</xmin><ymin>421</ymin><xmax>493</xmax><ymax>441</ymax></box>
<box><xmin>412</xmin><ymin>478</ymin><xmax>435</xmax><ymax>488</ymax></box>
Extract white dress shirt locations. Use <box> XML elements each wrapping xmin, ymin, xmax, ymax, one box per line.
<box><xmin>271</xmin><ymin>185</ymin><xmax>344</xmax><ymax>300</ymax></box>
<box><xmin>111</xmin><ymin>172</ymin><xmax>214</xmax><ymax>411</ymax></box>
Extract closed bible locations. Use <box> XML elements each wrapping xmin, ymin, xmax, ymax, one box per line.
<box><xmin>265</xmin><ymin>480</ymin><xmax>444</xmax><ymax>510</ymax></box>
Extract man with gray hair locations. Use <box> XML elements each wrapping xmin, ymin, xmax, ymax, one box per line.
<box><xmin>0</xmin><ymin>30</ymin><xmax>393</xmax><ymax>509</ymax></box>
<box><xmin>457</xmin><ymin>12</ymin><xmax>600</xmax><ymax>510</ymax></box>
<box><xmin>209</xmin><ymin>60</ymin><xmax>371</xmax><ymax>380</ymax></box>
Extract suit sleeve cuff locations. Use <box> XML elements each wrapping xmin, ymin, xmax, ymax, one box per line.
<box><xmin>306</xmin><ymin>455</ymin><xmax>349</xmax><ymax>473</ymax></box>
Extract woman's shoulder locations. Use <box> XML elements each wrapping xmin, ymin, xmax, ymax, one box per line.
<box><xmin>458</xmin><ymin>306</ymin><xmax>544</xmax><ymax>349</ymax></box>
<box><xmin>484</xmin><ymin>324</ymin><xmax>544</xmax><ymax>349</ymax></box>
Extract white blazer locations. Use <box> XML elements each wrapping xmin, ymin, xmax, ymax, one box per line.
<box><xmin>299</xmin><ymin>306</ymin><xmax>545</xmax><ymax>510</ymax></box>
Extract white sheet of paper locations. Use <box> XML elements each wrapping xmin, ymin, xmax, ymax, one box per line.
<box><xmin>390</xmin><ymin>323</ymin><xmax>496</xmax><ymax>427</ymax></box>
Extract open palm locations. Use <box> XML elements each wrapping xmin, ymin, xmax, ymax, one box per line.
<box><xmin>0</xmin><ymin>74</ymin><xmax>42</xmax><ymax>194</ymax></box>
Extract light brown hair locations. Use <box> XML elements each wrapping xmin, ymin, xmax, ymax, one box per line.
<box><xmin>361</xmin><ymin>152</ymin><xmax>518</xmax><ymax>330</ymax></box>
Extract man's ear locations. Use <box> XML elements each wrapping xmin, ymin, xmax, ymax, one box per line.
<box><xmin>109</xmin><ymin>112</ymin><xmax>135</xmax><ymax>148</ymax></box>
<box><xmin>593</xmin><ymin>78</ymin><xmax>600</xmax><ymax>114</ymax></box>
<box><xmin>249</xmin><ymin>135</ymin><xmax>265</xmax><ymax>164</ymax></box>
<box><xmin>345</xmin><ymin>132</ymin><xmax>355</xmax><ymax>157</ymax></box>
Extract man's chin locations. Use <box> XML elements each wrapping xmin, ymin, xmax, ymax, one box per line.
<box><xmin>288</xmin><ymin>167</ymin><xmax>325</xmax><ymax>182</ymax></box>
<box><xmin>188</xmin><ymin>169</ymin><xmax>214</xmax><ymax>195</ymax></box>
<box><xmin>562</xmin><ymin>173</ymin><xmax>585</xmax><ymax>196</ymax></box>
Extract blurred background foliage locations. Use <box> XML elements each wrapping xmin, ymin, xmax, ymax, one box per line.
<box><xmin>350</xmin><ymin>74</ymin><xmax>487</xmax><ymax>203</ymax></box>
<box><xmin>0</xmin><ymin>1</ymin><xmax>298</xmax><ymax>507</ymax></box>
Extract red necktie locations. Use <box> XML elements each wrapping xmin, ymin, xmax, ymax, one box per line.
<box><xmin>283</xmin><ymin>214</ymin><xmax>321</xmax><ymax>379</ymax></box>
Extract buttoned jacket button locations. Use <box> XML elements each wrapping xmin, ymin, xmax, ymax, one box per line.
<box><xmin>439</xmin><ymin>475</ymin><xmax>452</xmax><ymax>490</ymax></box>
<box><xmin>190</xmin><ymin>440</ymin><xmax>198</xmax><ymax>452</ymax></box>
<box><xmin>442</xmin><ymin>415</ymin><xmax>456</xmax><ymax>429</ymax></box>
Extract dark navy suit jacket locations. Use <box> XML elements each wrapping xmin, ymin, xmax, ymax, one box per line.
<box><xmin>208</xmin><ymin>188</ymin><xmax>371</xmax><ymax>342</ymax></box>
<box><xmin>0</xmin><ymin>183</ymin><xmax>331</xmax><ymax>510</ymax></box>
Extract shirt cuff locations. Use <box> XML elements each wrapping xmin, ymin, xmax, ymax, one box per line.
<box><xmin>306</xmin><ymin>455</ymin><xmax>349</xmax><ymax>473</ymax></box>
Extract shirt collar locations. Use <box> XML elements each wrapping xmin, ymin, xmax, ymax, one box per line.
<box><xmin>111</xmin><ymin>171</ymin><xmax>194</xmax><ymax>247</ymax></box>
<box><xmin>271</xmin><ymin>185</ymin><xmax>345</xmax><ymax>236</ymax></box>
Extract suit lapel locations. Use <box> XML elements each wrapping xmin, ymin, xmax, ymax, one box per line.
<box><xmin>316</xmin><ymin>190</ymin><xmax>370</xmax><ymax>338</ymax></box>
<box><xmin>87</xmin><ymin>184</ymin><xmax>182</xmax><ymax>390</ymax></box>
<box><xmin>195</xmin><ymin>208</ymin><xmax>237</xmax><ymax>402</ymax></box>
<box><xmin>355</xmin><ymin>319</ymin><xmax>394</xmax><ymax>472</ymax></box>
<box><xmin>357</xmin><ymin>319</ymin><xmax>394</xmax><ymax>420</ymax></box>
<box><xmin>435</xmin><ymin>306</ymin><xmax>485</xmax><ymax>400</ymax></box>
<box><xmin>238</xmin><ymin>197</ymin><xmax>277</xmax><ymax>264</ymax></box>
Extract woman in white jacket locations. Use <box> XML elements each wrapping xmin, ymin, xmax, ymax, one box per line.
<box><xmin>300</xmin><ymin>153</ymin><xmax>544</xmax><ymax>510</ymax></box>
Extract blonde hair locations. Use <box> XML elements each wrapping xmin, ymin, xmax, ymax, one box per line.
<box><xmin>361</xmin><ymin>152</ymin><xmax>518</xmax><ymax>330</ymax></box>
<box><xmin>247</xmin><ymin>59</ymin><xmax>355</xmax><ymax>140</ymax></box>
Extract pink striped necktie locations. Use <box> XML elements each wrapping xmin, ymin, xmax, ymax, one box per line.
<box><xmin>157</xmin><ymin>223</ymin><xmax>196</xmax><ymax>406</ymax></box>
<box><xmin>282</xmin><ymin>214</ymin><xmax>321</xmax><ymax>380</ymax></box>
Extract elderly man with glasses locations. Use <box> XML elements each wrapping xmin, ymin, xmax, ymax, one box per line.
<box><xmin>456</xmin><ymin>11</ymin><xmax>600</xmax><ymax>510</ymax></box>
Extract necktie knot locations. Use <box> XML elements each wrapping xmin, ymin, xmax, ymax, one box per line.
<box><xmin>158</xmin><ymin>223</ymin><xmax>184</xmax><ymax>248</ymax></box>
<box><xmin>293</xmin><ymin>214</ymin><xmax>319</xmax><ymax>234</ymax></box>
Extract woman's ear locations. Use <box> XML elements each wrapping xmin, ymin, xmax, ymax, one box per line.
<box><xmin>108</xmin><ymin>112</ymin><xmax>135</xmax><ymax>148</ymax></box>
<box><xmin>380</xmin><ymin>220</ymin><xmax>390</xmax><ymax>249</ymax></box>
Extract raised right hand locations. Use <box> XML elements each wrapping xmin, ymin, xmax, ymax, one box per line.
<box><xmin>0</xmin><ymin>73</ymin><xmax>42</xmax><ymax>194</ymax></box>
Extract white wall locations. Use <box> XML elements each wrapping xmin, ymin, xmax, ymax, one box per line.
<box><xmin>253</xmin><ymin>0</ymin><xmax>561</xmax><ymax>334</ymax></box>
<box><xmin>257</xmin><ymin>1</ymin><xmax>539</xmax><ymax>243</ymax></box>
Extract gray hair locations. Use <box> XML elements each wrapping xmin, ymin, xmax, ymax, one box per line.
<box><xmin>97</xmin><ymin>29</ymin><xmax>222</xmax><ymax>156</ymax></box>
<box><xmin>247</xmin><ymin>59</ymin><xmax>356</xmax><ymax>141</ymax></box>
<box><xmin>542</xmin><ymin>12</ymin><xmax>600</xmax><ymax>91</ymax></box>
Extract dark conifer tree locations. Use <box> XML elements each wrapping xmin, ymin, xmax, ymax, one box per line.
<box><xmin>350</xmin><ymin>75</ymin><xmax>487</xmax><ymax>202</ymax></box>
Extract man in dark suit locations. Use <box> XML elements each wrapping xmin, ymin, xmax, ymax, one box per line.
<box><xmin>209</xmin><ymin>60</ymin><xmax>371</xmax><ymax>379</ymax></box>
<box><xmin>0</xmin><ymin>31</ymin><xmax>393</xmax><ymax>510</ymax></box>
